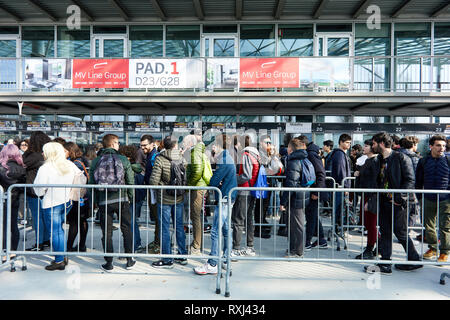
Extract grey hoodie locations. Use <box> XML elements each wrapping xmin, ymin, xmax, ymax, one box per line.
<box><xmin>237</xmin><ymin>146</ymin><xmax>260</xmax><ymax>194</ymax></box>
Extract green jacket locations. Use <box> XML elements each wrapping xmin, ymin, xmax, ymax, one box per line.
<box><xmin>149</xmin><ymin>148</ymin><xmax>186</xmax><ymax>205</ymax></box>
<box><xmin>186</xmin><ymin>142</ymin><xmax>211</xmax><ymax>187</ymax></box>
<box><xmin>89</xmin><ymin>148</ymin><xmax>134</xmax><ymax>205</ymax></box>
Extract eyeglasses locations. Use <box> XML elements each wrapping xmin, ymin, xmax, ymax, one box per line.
<box><xmin>20</xmin><ymin>144</ymin><xmax>28</xmax><ymax>147</ymax></box>
<box><xmin>140</xmin><ymin>143</ymin><xmax>150</xmax><ymax>147</ymax></box>
<box><xmin>264</xmin><ymin>141</ymin><xmax>272</xmax><ymax>145</ymax></box>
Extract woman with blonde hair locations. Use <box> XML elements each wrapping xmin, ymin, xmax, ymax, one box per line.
<box><xmin>34</xmin><ymin>142</ymin><xmax>81</xmax><ymax>271</ymax></box>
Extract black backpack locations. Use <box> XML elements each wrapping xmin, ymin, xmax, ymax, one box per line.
<box><xmin>161</xmin><ymin>154</ymin><xmax>187</xmax><ymax>197</ymax></box>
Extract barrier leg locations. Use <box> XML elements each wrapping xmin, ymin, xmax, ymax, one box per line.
<box><xmin>440</xmin><ymin>273</ymin><xmax>450</xmax><ymax>285</ymax></box>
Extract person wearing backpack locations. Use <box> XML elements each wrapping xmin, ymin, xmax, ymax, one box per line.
<box><xmin>416</xmin><ymin>135</ymin><xmax>450</xmax><ymax>263</ymax></box>
<box><xmin>280</xmin><ymin>137</ymin><xmax>312</xmax><ymax>258</ymax></box>
<box><xmin>63</xmin><ymin>142</ymin><xmax>90</xmax><ymax>253</ymax></box>
<box><xmin>184</xmin><ymin>133</ymin><xmax>212</xmax><ymax>255</ymax></box>
<box><xmin>89</xmin><ymin>134</ymin><xmax>135</xmax><ymax>272</ymax></box>
<box><xmin>231</xmin><ymin>134</ymin><xmax>260</xmax><ymax>259</ymax></box>
<box><xmin>149</xmin><ymin>135</ymin><xmax>188</xmax><ymax>269</ymax></box>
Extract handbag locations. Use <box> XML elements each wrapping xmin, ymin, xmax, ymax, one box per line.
<box><xmin>69</xmin><ymin>167</ymin><xmax>88</xmax><ymax>201</ymax></box>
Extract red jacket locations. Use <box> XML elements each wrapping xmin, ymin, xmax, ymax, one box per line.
<box><xmin>238</xmin><ymin>150</ymin><xmax>260</xmax><ymax>188</ymax></box>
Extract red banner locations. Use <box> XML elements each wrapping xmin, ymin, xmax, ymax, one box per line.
<box><xmin>72</xmin><ymin>59</ymin><xmax>129</xmax><ymax>88</ymax></box>
<box><xmin>239</xmin><ymin>58</ymin><xmax>299</xmax><ymax>88</ymax></box>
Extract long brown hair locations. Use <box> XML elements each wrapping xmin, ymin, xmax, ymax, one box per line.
<box><xmin>63</xmin><ymin>142</ymin><xmax>83</xmax><ymax>160</ymax></box>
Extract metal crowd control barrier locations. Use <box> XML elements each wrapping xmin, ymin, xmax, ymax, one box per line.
<box><xmin>225</xmin><ymin>186</ymin><xmax>450</xmax><ymax>297</ymax></box>
<box><xmin>5</xmin><ymin>184</ymin><xmax>225</xmax><ymax>295</ymax></box>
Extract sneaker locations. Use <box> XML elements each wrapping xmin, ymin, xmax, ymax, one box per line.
<box><xmin>42</xmin><ymin>240</ymin><xmax>51</xmax><ymax>248</ymax></box>
<box><xmin>152</xmin><ymin>260</ymin><xmax>174</xmax><ymax>269</ymax></box>
<box><xmin>311</xmin><ymin>240</ymin><xmax>328</xmax><ymax>249</ymax></box>
<box><xmin>204</xmin><ymin>225</ymin><xmax>212</xmax><ymax>234</ymax></box>
<box><xmin>194</xmin><ymin>263</ymin><xmax>218</xmax><ymax>275</ymax></box>
<box><xmin>126</xmin><ymin>259</ymin><xmax>136</xmax><ymax>270</ymax></box>
<box><xmin>45</xmin><ymin>261</ymin><xmax>65</xmax><ymax>271</ymax></box>
<box><xmin>26</xmin><ymin>244</ymin><xmax>44</xmax><ymax>251</ymax></box>
<box><xmin>364</xmin><ymin>264</ymin><xmax>392</xmax><ymax>275</ymax></box>
<box><xmin>284</xmin><ymin>250</ymin><xmax>303</xmax><ymax>258</ymax></box>
<box><xmin>101</xmin><ymin>262</ymin><xmax>114</xmax><ymax>272</ymax></box>
<box><xmin>394</xmin><ymin>264</ymin><xmax>423</xmax><ymax>272</ymax></box>
<box><xmin>423</xmin><ymin>248</ymin><xmax>437</xmax><ymax>260</ymax></box>
<box><xmin>438</xmin><ymin>254</ymin><xmax>448</xmax><ymax>263</ymax></box>
<box><xmin>304</xmin><ymin>243</ymin><xmax>312</xmax><ymax>252</ymax></box>
<box><xmin>355</xmin><ymin>248</ymin><xmax>375</xmax><ymax>260</ymax></box>
<box><xmin>174</xmin><ymin>258</ymin><xmax>188</xmax><ymax>265</ymax></box>
<box><xmin>241</xmin><ymin>247</ymin><xmax>256</xmax><ymax>256</ymax></box>
<box><xmin>189</xmin><ymin>246</ymin><xmax>201</xmax><ymax>255</ymax></box>
<box><xmin>230</xmin><ymin>249</ymin><xmax>241</xmax><ymax>261</ymax></box>
<box><xmin>134</xmin><ymin>245</ymin><xmax>144</xmax><ymax>253</ymax></box>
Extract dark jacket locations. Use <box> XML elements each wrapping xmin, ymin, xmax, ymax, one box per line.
<box><xmin>355</xmin><ymin>156</ymin><xmax>380</xmax><ymax>196</ymax></box>
<box><xmin>306</xmin><ymin>142</ymin><xmax>328</xmax><ymax>202</ymax></box>
<box><xmin>398</xmin><ymin>148</ymin><xmax>421</xmax><ymax>173</ymax></box>
<box><xmin>209</xmin><ymin>150</ymin><xmax>238</xmax><ymax>202</ymax></box>
<box><xmin>89</xmin><ymin>148</ymin><xmax>135</xmax><ymax>205</ymax></box>
<box><xmin>415</xmin><ymin>154</ymin><xmax>450</xmax><ymax>201</ymax></box>
<box><xmin>377</xmin><ymin>150</ymin><xmax>415</xmax><ymax>207</ymax></box>
<box><xmin>144</xmin><ymin>147</ymin><xmax>159</xmax><ymax>185</ymax></box>
<box><xmin>330</xmin><ymin>148</ymin><xmax>352</xmax><ymax>187</ymax></box>
<box><xmin>0</xmin><ymin>160</ymin><xmax>26</xmax><ymax>202</ymax></box>
<box><xmin>131</xmin><ymin>163</ymin><xmax>147</xmax><ymax>203</ymax></box>
<box><xmin>281</xmin><ymin>149</ymin><xmax>310</xmax><ymax>209</ymax></box>
<box><xmin>22</xmin><ymin>150</ymin><xmax>45</xmax><ymax>197</ymax></box>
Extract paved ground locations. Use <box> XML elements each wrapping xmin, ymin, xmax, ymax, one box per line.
<box><xmin>1</xmin><ymin>217</ymin><xmax>449</xmax><ymax>300</ymax></box>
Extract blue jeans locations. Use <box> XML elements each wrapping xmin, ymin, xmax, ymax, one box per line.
<box><xmin>132</xmin><ymin>200</ymin><xmax>144</xmax><ymax>250</ymax></box>
<box><xmin>157</xmin><ymin>203</ymin><xmax>187</xmax><ymax>263</ymax></box>
<box><xmin>43</xmin><ymin>202</ymin><xmax>72</xmax><ymax>263</ymax></box>
<box><xmin>208</xmin><ymin>201</ymin><xmax>231</xmax><ymax>267</ymax></box>
<box><xmin>334</xmin><ymin>192</ymin><xmax>343</xmax><ymax>226</ymax></box>
<box><xmin>28</xmin><ymin>197</ymin><xmax>50</xmax><ymax>245</ymax></box>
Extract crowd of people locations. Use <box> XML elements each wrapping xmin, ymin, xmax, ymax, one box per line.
<box><xmin>0</xmin><ymin>131</ymin><xmax>449</xmax><ymax>276</ymax></box>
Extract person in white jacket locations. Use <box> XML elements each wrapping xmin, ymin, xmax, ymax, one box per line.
<box><xmin>34</xmin><ymin>142</ymin><xmax>80</xmax><ymax>271</ymax></box>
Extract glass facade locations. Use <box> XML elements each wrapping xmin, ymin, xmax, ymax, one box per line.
<box><xmin>166</xmin><ymin>25</ymin><xmax>200</xmax><ymax>57</ymax></box>
<box><xmin>0</xmin><ymin>40</ymin><xmax>16</xmax><ymax>57</ymax></box>
<box><xmin>57</xmin><ymin>26</ymin><xmax>90</xmax><ymax>58</ymax></box>
<box><xmin>22</xmin><ymin>26</ymin><xmax>55</xmax><ymax>57</ymax></box>
<box><xmin>240</xmin><ymin>25</ymin><xmax>275</xmax><ymax>57</ymax></box>
<box><xmin>278</xmin><ymin>25</ymin><xmax>313</xmax><ymax>56</ymax></box>
<box><xmin>129</xmin><ymin>25</ymin><xmax>163</xmax><ymax>57</ymax></box>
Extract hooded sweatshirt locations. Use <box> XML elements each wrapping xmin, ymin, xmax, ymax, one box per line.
<box><xmin>237</xmin><ymin>146</ymin><xmax>260</xmax><ymax>189</ymax></box>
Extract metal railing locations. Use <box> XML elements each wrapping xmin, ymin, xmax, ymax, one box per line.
<box><xmin>1</xmin><ymin>56</ymin><xmax>450</xmax><ymax>93</ymax></box>
<box><xmin>224</xmin><ymin>186</ymin><xmax>450</xmax><ymax>297</ymax></box>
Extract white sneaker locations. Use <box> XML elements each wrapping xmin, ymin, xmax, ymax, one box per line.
<box><xmin>242</xmin><ymin>247</ymin><xmax>256</xmax><ymax>256</ymax></box>
<box><xmin>230</xmin><ymin>249</ymin><xmax>241</xmax><ymax>261</ymax></box>
<box><xmin>194</xmin><ymin>263</ymin><xmax>218</xmax><ymax>275</ymax></box>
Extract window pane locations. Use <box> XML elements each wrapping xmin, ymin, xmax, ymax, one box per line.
<box><xmin>128</xmin><ymin>115</ymin><xmax>164</xmax><ymax>122</ymax></box>
<box><xmin>103</xmin><ymin>39</ymin><xmax>124</xmax><ymax>58</ymax></box>
<box><xmin>57</xmin><ymin>26</ymin><xmax>90</xmax><ymax>58</ymax></box>
<box><xmin>166</xmin><ymin>25</ymin><xmax>200</xmax><ymax>57</ymax></box>
<box><xmin>0</xmin><ymin>40</ymin><xmax>16</xmax><ymax>57</ymax></box>
<box><xmin>22</xmin><ymin>26</ymin><xmax>55</xmax><ymax>57</ymax></box>
<box><xmin>57</xmin><ymin>114</ymin><xmax>91</xmax><ymax>121</ymax></box>
<box><xmin>214</xmin><ymin>39</ymin><xmax>234</xmax><ymax>57</ymax></box>
<box><xmin>130</xmin><ymin>25</ymin><xmax>163</xmax><ymax>57</ymax></box>
<box><xmin>327</xmin><ymin>38</ymin><xmax>349</xmax><ymax>56</ymax></box>
<box><xmin>92</xmin><ymin>115</ymin><xmax>125</xmax><ymax>121</ymax></box>
<box><xmin>0</xmin><ymin>27</ymin><xmax>19</xmax><ymax>34</ymax></box>
<box><xmin>394</xmin><ymin>23</ymin><xmax>431</xmax><ymax>56</ymax></box>
<box><xmin>316</xmin><ymin>24</ymin><xmax>352</xmax><ymax>33</ymax></box>
<box><xmin>203</xmin><ymin>25</ymin><xmax>237</xmax><ymax>33</ymax></box>
<box><xmin>394</xmin><ymin>116</ymin><xmax>430</xmax><ymax>123</ymax></box>
<box><xmin>434</xmin><ymin>23</ymin><xmax>450</xmax><ymax>56</ymax></box>
<box><xmin>202</xmin><ymin>115</ymin><xmax>237</xmax><ymax>122</ymax></box>
<box><xmin>240</xmin><ymin>25</ymin><xmax>275</xmax><ymax>57</ymax></box>
<box><xmin>353</xmin><ymin>116</ymin><xmax>390</xmax><ymax>123</ymax></box>
<box><xmin>93</xmin><ymin>26</ymin><xmax>126</xmax><ymax>34</ymax></box>
<box><xmin>278</xmin><ymin>24</ymin><xmax>313</xmax><ymax>57</ymax></box>
<box><xmin>355</xmin><ymin>23</ymin><xmax>391</xmax><ymax>56</ymax></box>
<box><xmin>316</xmin><ymin>115</ymin><xmax>351</xmax><ymax>123</ymax></box>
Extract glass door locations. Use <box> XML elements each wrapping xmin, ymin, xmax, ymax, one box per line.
<box><xmin>314</xmin><ymin>33</ymin><xmax>353</xmax><ymax>56</ymax></box>
<box><xmin>202</xmin><ymin>34</ymin><xmax>238</xmax><ymax>57</ymax></box>
<box><xmin>0</xmin><ymin>35</ymin><xmax>20</xmax><ymax>90</ymax></box>
<box><xmin>91</xmin><ymin>35</ymin><xmax>127</xmax><ymax>58</ymax></box>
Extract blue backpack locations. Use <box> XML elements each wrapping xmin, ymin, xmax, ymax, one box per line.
<box><xmin>251</xmin><ymin>164</ymin><xmax>269</xmax><ymax>199</ymax></box>
<box><xmin>299</xmin><ymin>159</ymin><xmax>316</xmax><ymax>187</ymax></box>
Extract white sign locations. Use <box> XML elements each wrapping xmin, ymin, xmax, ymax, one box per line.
<box><xmin>129</xmin><ymin>59</ymin><xmax>204</xmax><ymax>89</ymax></box>
<box><xmin>24</xmin><ymin>59</ymin><xmax>72</xmax><ymax>89</ymax></box>
<box><xmin>285</xmin><ymin>123</ymin><xmax>312</xmax><ymax>134</ymax></box>
<box><xmin>99</xmin><ymin>122</ymin><xmax>123</xmax><ymax>132</ymax></box>
<box><xmin>61</xmin><ymin>122</ymin><xmax>87</xmax><ymax>132</ymax></box>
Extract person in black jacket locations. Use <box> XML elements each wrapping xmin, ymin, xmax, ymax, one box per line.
<box><xmin>280</xmin><ymin>137</ymin><xmax>310</xmax><ymax>257</ymax></box>
<box><xmin>366</xmin><ymin>132</ymin><xmax>422</xmax><ymax>275</ymax></box>
<box><xmin>354</xmin><ymin>139</ymin><xmax>380</xmax><ymax>260</ymax></box>
<box><xmin>0</xmin><ymin>144</ymin><xmax>26</xmax><ymax>262</ymax></box>
<box><xmin>22</xmin><ymin>131</ymin><xmax>51</xmax><ymax>251</ymax></box>
<box><xmin>304</xmin><ymin>137</ymin><xmax>329</xmax><ymax>249</ymax></box>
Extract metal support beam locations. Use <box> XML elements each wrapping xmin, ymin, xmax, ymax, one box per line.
<box><xmin>274</xmin><ymin>0</ymin><xmax>286</xmax><ymax>19</ymax></box>
<box><xmin>236</xmin><ymin>0</ymin><xmax>243</xmax><ymax>20</ymax></box>
<box><xmin>27</xmin><ymin>0</ymin><xmax>58</xmax><ymax>21</ymax></box>
<box><xmin>74</xmin><ymin>102</ymin><xmax>95</xmax><ymax>110</ymax></box>
<box><xmin>388</xmin><ymin>103</ymin><xmax>417</xmax><ymax>111</ymax></box>
<box><xmin>273</xmin><ymin>103</ymin><xmax>282</xmax><ymax>111</ymax></box>
<box><xmin>391</xmin><ymin>0</ymin><xmax>415</xmax><ymax>18</ymax></box>
<box><xmin>0</xmin><ymin>4</ymin><xmax>23</xmax><ymax>21</ymax></box>
<box><xmin>431</xmin><ymin>1</ymin><xmax>450</xmax><ymax>17</ymax></box>
<box><xmin>24</xmin><ymin>102</ymin><xmax>59</xmax><ymax>110</ymax></box>
<box><xmin>193</xmin><ymin>0</ymin><xmax>205</xmax><ymax>20</ymax></box>
<box><xmin>428</xmin><ymin>104</ymin><xmax>450</xmax><ymax>112</ymax></box>
<box><xmin>150</xmin><ymin>0</ymin><xmax>167</xmax><ymax>21</ymax></box>
<box><xmin>70</xmin><ymin>0</ymin><xmax>95</xmax><ymax>22</ymax></box>
<box><xmin>153</xmin><ymin>102</ymin><xmax>166</xmax><ymax>110</ymax></box>
<box><xmin>352</xmin><ymin>0</ymin><xmax>373</xmax><ymax>18</ymax></box>
<box><xmin>235</xmin><ymin>103</ymin><xmax>242</xmax><ymax>111</ymax></box>
<box><xmin>310</xmin><ymin>103</ymin><xmax>326</xmax><ymax>110</ymax></box>
<box><xmin>0</xmin><ymin>102</ymin><xmax>16</xmax><ymax>109</ymax></box>
<box><xmin>313</xmin><ymin>0</ymin><xmax>330</xmax><ymax>19</ymax></box>
<box><xmin>196</xmin><ymin>103</ymin><xmax>204</xmax><ymax>110</ymax></box>
<box><xmin>110</xmin><ymin>0</ymin><xmax>131</xmax><ymax>21</ymax></box>
<box><xmin>350</xmin><ymin>103</ymin><xmax>372</xmax><ymax>111</ymax></box>
<box><xmin>111</xmin><ymin>103</ymin><xmax>131</xmax><ymax>110</ymax></box>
